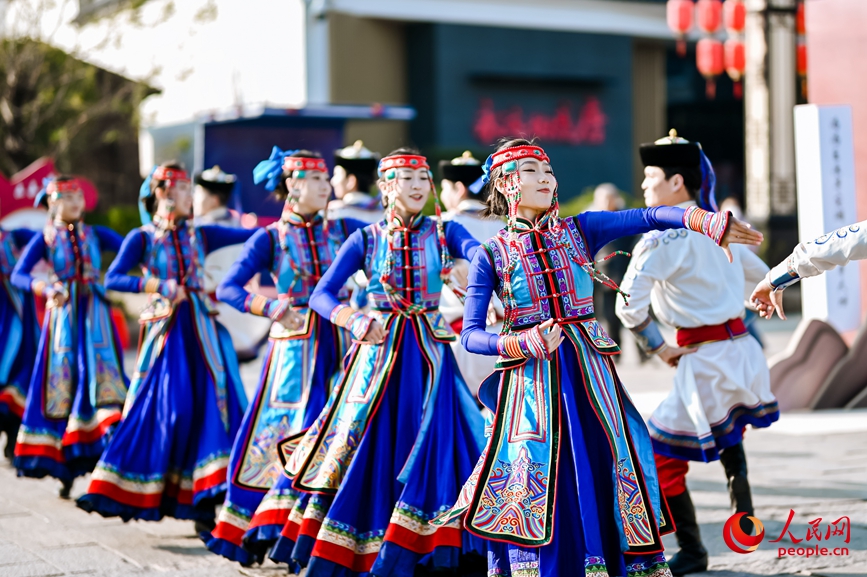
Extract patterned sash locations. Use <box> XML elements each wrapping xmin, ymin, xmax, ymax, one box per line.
<box><xmin>44</xmin><ymin>285</ymin><xmax>126</xmax><ymax>419</ymax></box>
<box><xmin>285</xmin><ymin>310</ymin><xmax>455</xmax><ymax>494</ymax></box>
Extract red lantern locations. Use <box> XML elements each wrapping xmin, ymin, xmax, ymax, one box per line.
<box><xmin>725</xmin><ymin>38</ymin><xmax>746</xmax><ymax>98</ymax></box>
<box><xmin>796</xmin><ymin>2</ymin><xmax>806</xmax><ymax>36</ymax></box>
<box><xmin>696</xmin><ymin>0</ymin><xmax>723</xmax><ymax>35</ymax></box>
<box><xmin>797</xmin><ymin>43</ymin><xmax>807</xmax><ymax>76</ymax></box>
<box><xmin>723</xmin><ymin>0</ymin><xmax>746</xmax><ymax>34</ymax></box>
<box><xmin>697</xmin><ymin>38</ymin><xmax>725</xmax><ymax>99</ymax></box>
<box><xmin>667</xmin><ymin>0</ymin><xmax>694</xmax><ymax>57</ymax></box>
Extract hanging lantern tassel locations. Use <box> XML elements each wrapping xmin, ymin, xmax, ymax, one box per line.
<box><xmin>667</xmin><ymin>0</ymin><xmax>694</xmax><ymax>58</ymax></box>
<box><xmin>725</xmin><ymin>37</ymin><xmax>746</xmax><ymax>99</ymax></box>
<box><xmin>697</xmin><ymin>38</ymin><xmax>725</xmax><ymax>100</ymax></box>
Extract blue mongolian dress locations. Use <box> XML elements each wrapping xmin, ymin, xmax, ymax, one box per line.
<box><xmin>0</xmin><ymin>228</ymin><xmax>38</xmax><ymax>442</ymax></box>
<box><xmin>77</xmin><ymin>218</ymin><xmax>253</xmax><ymax>522</ymax></box>
<box><xmin>280</xmin><ymin>214</ymin><xmax>485</xmax><ymax>576</ymax></box>
<box><xmin>11</xmin><ymin>222</ymin><xmax>127</xmax><ymax>482</ymax></box>
<box><xmin>433</xmin><ymin>208</ymin><xmax>722</xmax><ymax>577</ymax></box>
<box><xmin>205</xmin><ymin>213</ymin><xmax>363</xmax><ymax>564</ymax></box>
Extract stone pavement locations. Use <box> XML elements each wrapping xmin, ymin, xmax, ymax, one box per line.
<box><xmin>0</xmin><ymin>316</ymin><xmax>864</xmax><ymax>577</ymax></box>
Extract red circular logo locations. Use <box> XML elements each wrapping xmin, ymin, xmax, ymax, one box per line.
<box><xmin>723</xmin><ymin>513</ymin><xmax>765</xmax><ymax>554</ymax></box>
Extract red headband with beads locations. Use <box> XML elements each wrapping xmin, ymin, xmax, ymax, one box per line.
<box><xmin>283</xmin><ymin>156</ymin><xmax>328</xmax><ymax>173</ymax></box>
<box><xmin>47</xmin><ymin>179</ymin><xmax>81</xmax><ymax>196</ymax></box>
<box><xmin>378</xmin><ymin>154</ymin><xmax>430</xmax><ymax>177</ymax></box>
<box><xmin>489</xmin><ymin>145</ymin><xmax>549</xmax><ymax>173</ymax></box>
<box><xmin>152</xmin><ymin>167</ymin><xmax>190</xmax><ymax>185</ymax></box>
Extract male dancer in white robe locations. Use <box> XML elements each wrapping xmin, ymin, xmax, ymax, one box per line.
<box><xmin>616</xmin><ymin>130</ymin><xmax>778</xmax><ymax>576</ymax></box>
<box><xmin>327</xmin><ymin>140</ymin><xmax>382</xmax><ymax>223</ymax></box>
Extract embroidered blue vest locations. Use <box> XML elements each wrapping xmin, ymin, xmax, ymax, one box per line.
<box><xmin>483</xmin><ymin>216</ymin><xmax>618</xmax><ymax>354</ymax></box>
<box><xmin>267</xmin><ymin>214</ymin><xmax>351</xmax><ymax>306</ymax></box>
<box><xmin>46</xmin><ymin>223</ymin><xmax>101</xmax><ymax>285</ymax></box>
<box><xmin>364</xmin><ymin>215</ymin><xmax>446</xmax><ymax>312</ymax></box>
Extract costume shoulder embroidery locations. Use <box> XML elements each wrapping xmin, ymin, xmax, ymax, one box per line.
<box><xmin>633</xmin><ymin>229</ymin><xmax>689</xmax><ymax>258</ymax></box>
<box><xmin>809</xmin><ymin>223</ymin><xmax>861</xmax><ymax>246</ymax></box>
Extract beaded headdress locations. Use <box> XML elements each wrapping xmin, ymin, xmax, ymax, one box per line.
<box><xmin>35</xmin><ymin>177</ymin><xmax>81</xmax><ymax>208</ymax></box>
<box><xmin>377</xmin><ymin>152</ymin><xmax>457</xmax><ymax>314</ymax></box>
<box><xmin>139</xmin><ymin>166</ymin><xmax>191</xmax><ymax>224</ymax></box>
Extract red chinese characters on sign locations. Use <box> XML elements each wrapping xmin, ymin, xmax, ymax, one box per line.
<box><xmin>472</xmin><ymin>98</ymin><xmax>607</xmax><ymax>146</ymax></box>
<box><xmin>768</xmin><ymin>509</ymin><xmax>851</xmax><ymax>545</ymax></box>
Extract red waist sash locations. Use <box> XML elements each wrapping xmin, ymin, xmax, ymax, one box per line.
<box><xmin>676</xmin><ymin>317</ymin><xmax>747</xmax><ymax>347</ymax></box>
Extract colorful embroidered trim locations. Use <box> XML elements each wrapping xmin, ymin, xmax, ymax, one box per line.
<box><xmin>31</xmin><ymin>279</ymin><xmax>47</xmax><ymax>296</ymax></box>
<box><xmin>46</xmin><ymin>179</ymin><xmax>81</xmax><ymax>198</ymax></box>
<box><xmin>330</xmin><ymin>304</ymin><xmax>356</xmax><ymax>327</ymax></box>
<box><xmin>682</xmin><ymin>205</ymin><xmax>730</xmax><ymax>245</ymax></box>
<box><xmin>630</xmin><ymin>316</ymin><xmax>666</xmax><ymax>354</ymax></box>
<box><xmin>488</xmin><ymin>145</ymin><xmax>550</xmax><ymax>173</ymax></box>
<box><xmin>283</xmin><ymin>156</ymin><xmax>328</xmax><ymax>173</ymax></box>
<box><xmin>496</xmin><ymin>325</ymin><xmax>548</xmax><ymax>359</ymax></box>
<box><xmin>152</xmin><ymin>166</ymin><xmax>190</xmax><ymax>183</ymax></box>
<box><xmin>246</xmin><ymin>294</ymin><xmax>288</xmax><ymax>320</ymax></box>
<box><xmin>767</xmin><ymin>255</ymin><xmax>801</xmax><ymax>290</ymax></box>
<box><xmin>329</xmin><ymin>304</ymin><xmax>372</xmax><ymax>340</ymax></box>
<box><xmin>142</xmin><ymin>278</ymin><xmax>162</xmax><ymax>294</ymax></box>
<box><xmin>377</xmin><ymin>154</ymin><xmax>430</xmax><ymax>177</ymax></box>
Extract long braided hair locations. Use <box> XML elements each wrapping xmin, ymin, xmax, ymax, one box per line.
<box><xmin>376</xmin><ymin>147</ymin><xmax>456</xmax><ymax>314</ymax></box>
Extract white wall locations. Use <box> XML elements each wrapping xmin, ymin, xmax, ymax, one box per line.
<box><xmin>4</xmin><ymin>0</ymin><xmax>307</xmax><ymax>126</ymax></box>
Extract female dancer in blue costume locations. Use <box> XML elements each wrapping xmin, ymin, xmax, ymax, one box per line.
<box><xmin>432</xmin><ymin>139</ymin><xmax>763</xmax><ymax>577</ymax></box>
<box><xmin>0</xmin><ymin>222</ymin><xmax>38</xmax><ymax>461</ymax></box>
<box><xmin>77</xmin><ymin>163</ymin><xmax>253</xmax><ymax>526</ymax></box>
<box><xmin>11</xmin><ymin>176</ymin><xmax>127</xmax><ymax>497</ymax></box>
<box><xmin>271</xmin><ymin>148</ymin><xmax>486</xmax><ymax>576</ymax></box>
<box><xmin>205</xmin><ymin>149</ymin><xmax>364</xmax><ymax>565</ymax></box>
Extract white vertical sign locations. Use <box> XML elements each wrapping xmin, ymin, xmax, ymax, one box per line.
<box><xmin>794</xmin><ymin>104</ymin><xmax>861</xmax><ymax>332</ymax></box>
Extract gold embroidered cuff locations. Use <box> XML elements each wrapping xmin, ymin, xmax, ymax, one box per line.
<box><xmin>144</xmin><ymin>278</ymin><xmax>161</xmax><ymax>294</ymax></box>
<box><xmin>331</xmin><ymin>305</ymin><xmax>356</xmax><ymax>328</ymax></box>
<box><xmin>249</xmin><ymin>294</ymin><xmax>270</xmax><ymax>317</ymax></box>
<box><xmin>31</xmin><ymin>280</ymin><xmax>47</xmax><ymax>297</ymax></box>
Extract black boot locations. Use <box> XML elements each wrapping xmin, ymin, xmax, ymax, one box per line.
<box><xmin>719</xmin><ymin>442</ymin><xmax>754</xmax><ymax>533</ymax></box>
<box><xmin>666</xmin><ymin>491</ymin><xmax>708</xmax><ymax>576</ymax></box>
<box><xmin>59</xmin><ymin>478</ymin><xmax>73</xmax><ymax>499</ymax></box>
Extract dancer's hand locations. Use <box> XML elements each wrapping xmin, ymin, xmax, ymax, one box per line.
<box><xmin>361</xmin><ymin>320</ymin><xmax>387</xmax><ymax>345</ymax></box>
<box><xmin>719</xmin><ymin>217</ymin><xmax>763</xmax><ymax>263</ymax></box>
<box><xmin>657</xmin><ymin>343</ymin><xmax>695</xmax><ymax>367</ymax></box>
<box><xmin>172</xmin><ymin>286</ymin><xmax>188</xmax><ymax>305</ymax></box>
<box><xmin>750</xmin><ymin>278</ymin><xmax>786</xmax><ymax>320</ymax></box>
<box><xmin>47</xmin><ymin>283</ymin><xmax>67</xmax><ymax>308</ymax></box>
<box><xmin>539</xmin><ymin>319</ymin><xmax>564</xmax><ymax>354</ymax></box>
<box><xmin>278</xmin><ymin>308</ymin><xmax>305</xmax><ymax>330</ymax></box>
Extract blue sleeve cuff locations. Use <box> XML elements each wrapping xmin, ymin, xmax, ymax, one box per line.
<box><xmin>768</xmin><ymin>258</ymin><xmax>800</xmax><ymax>290</ymax></box>
<box><xmin>629</xmin><ymin>316</ymin><xmax>666</xmax><ymax>354</ymax></box>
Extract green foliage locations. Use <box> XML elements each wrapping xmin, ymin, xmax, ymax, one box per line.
<box><xmin>0</xmin><ymin>38</ymin><xmax>151</xmax><ymax>176</ymax></box>
<box><xmin>85</xmin><ymin>205</ymin><xmax>142</xmax><ymax>237</ymax></box>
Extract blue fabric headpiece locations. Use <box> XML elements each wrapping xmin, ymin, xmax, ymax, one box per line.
<box><xmin>480</xmin><ymin>153</ymin><xmax>494</xmax><ymax>186</ymax></box>
<box><xmin>253</xmin><ymin>146</ymin><xmax>298</xmax><ymax>192</ymax></box>
<box><xmin>139</xmin><ymin>166</ymin><xmax>158</xmax><ymax>225</ymax></box>
<box><xmin>34</xmin><ymin>177</ymin><xmax>54</xmax><ymax>208</ymax></box>
<box><xmin>698</xmin><ymin>148</ymin><xmax>717</xmax><ymax>212</ymax></box>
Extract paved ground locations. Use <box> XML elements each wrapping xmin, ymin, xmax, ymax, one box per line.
<box><xmin>1</xmin><ymin>315</ymin><xmax>864</xmax><ymax>576</ymax></box>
